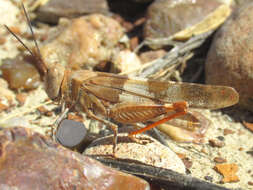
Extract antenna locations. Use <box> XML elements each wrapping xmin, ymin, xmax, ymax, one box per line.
<box><xmin>5</xmin><ymin>3</ymin><xmax>47</xmax><ymax>76</ymax></box>
<box><xmin>21</xmin><ymin>3</ymin><xmax>42</xmax><ymax>60</ymax></box>
<box><xmin>4</xmin><ymin>24</ymin><xmax>34</xmax><ymax>57</ymax></box>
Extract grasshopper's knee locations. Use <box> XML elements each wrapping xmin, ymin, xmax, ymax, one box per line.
<box><xmin>173</xmin><ymin>101</ymin><xmax>188</xmax><ymax>112</ymax></box>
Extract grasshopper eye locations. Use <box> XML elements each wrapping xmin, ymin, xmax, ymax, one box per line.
<box><xmin>45</xmin><ymin>64</ymin><xmax>65</xmax><ymax>100</ymax></box>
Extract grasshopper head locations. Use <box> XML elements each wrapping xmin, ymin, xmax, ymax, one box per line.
<box><xmin>45</xmin><ymin>64</ymin><xmax>65</xmax><ymax>100</ymax></box>
<box><xmin>4</xmin><ymin>4</ymin><xmax>66</xmax><ymax>101</ymax></box>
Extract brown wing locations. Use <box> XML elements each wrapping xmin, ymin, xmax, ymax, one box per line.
<box><xmin>83</xmin><ymin>71</ymin><xmax>239</xmax><ymax>109</ymax></box>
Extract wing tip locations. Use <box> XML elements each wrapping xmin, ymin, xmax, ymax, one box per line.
<box><xmin>215</xmin><ymin>86</ymin><xmax>239</xmax><ymax>109</ymax></box>
<box><xmin>226</xmin><ymin>86</ymin><xmax>239</xmax><ymax>106</ymax></box>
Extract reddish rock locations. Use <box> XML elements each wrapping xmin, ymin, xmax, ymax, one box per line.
<box><xmin>0</xmin><ymin>127</ymin><xmax>150</xmax><ymax>190</ymax></box>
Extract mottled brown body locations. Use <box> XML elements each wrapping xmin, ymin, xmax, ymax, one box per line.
<box><xmin>48</xmin><ymin>68</ymin><xmax>239</xmax><ymax>153</ymax></box>
<box><xmin>5</xmin><ymin>4</ymin><xmax>239</xmax><ymax>154</ymax></box>
<box><xmin>57</xmin><ymin>69</ymin><xmax>238</xmax><ymax>122</ymax></box>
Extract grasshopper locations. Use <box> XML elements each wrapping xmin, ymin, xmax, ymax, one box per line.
<box><xmin>5</xmin><ymin>4</ymin><xmax>239</xmax><ymax>154</ymax></box>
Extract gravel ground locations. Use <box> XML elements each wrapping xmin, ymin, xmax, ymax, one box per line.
<box><xmin>0</xmin><ymin>1</ymin><xmax>252</xmax><ymax>189</ymax></box>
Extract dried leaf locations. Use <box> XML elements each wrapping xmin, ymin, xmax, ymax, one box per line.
<box><xmin>173</xmin><ymin>4</ymin><xmax>232</xmax><ymax>40</ymax></box>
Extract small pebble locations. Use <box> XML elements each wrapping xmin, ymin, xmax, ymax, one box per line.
<box><xmin>223</xmin><ymin>129</ymin><xmax>235</xmax><ymax>135</ymax></box>
<box><xmin>248</xmin><ymin>181</ymin><xmax>253</xmax><ymax>186</ymax></box>
<box><xmin>204</xmin><ymin>176</ymin><xmax>213</xmax><ymax>182</ymax></box>
<box><xmin>67</xmin><ymin>112</ymin><xmax>83</xmax><ymax>122</ymax></box>
<box><xmin>237</xmin><ymin>129</ymin><xmax>245</xmax><ymax>136</ymax></box>
<box><xmin>243</xmin><ymin>121</ymin><xmax>253</xmax><ymax>133</ymax></box>
<box><xmin>37</xmin><ymin>106</ymin><xmax>53</xmax><ymax>117</ymax></box>
<box><xmin>8</xmin><ymin>26</ymin><xmax>21</xmax><ymax>36</ymax></box>
<box><xmin>246</xmin><ymin>150</ymin><xmax>253</xmax><ymax>157</ymax></box>
<box><xmin>200</xmin><ymin>147</ymin><xmax>208</xmax><ymax>154</ymax></box>
<box><xmin>176</xmin><ymin>153</ymin><xmax>186</xmax><ymax>159</ymax></box>
<box><xmin>0</xmin><ymin>103</ymin><xmax>8</xmax><ymax>112</ymax></box>
<box><xmin>214</xmin><ymin>157</ymin><xmax>227</xmax><ymax>163</ymax></box>
<box><xmin>214</xmin><ymin>163</ymin><xmax>239</xmax><ymax>183</ymax></box>
<box><xmin>16</xmin><ymin>93</ymin><xmax>27</xmax><ymax>106</ymax></box>
<box><xmin>181</xmin><ymin>157</ymin><xmax>193</xmax><ymax>169</ymax></box>
<box><xmin>112</xmin><ymin>50</ymin><xmax>142</xmax><ymax>73</ymax></box>
<box><xmin>130</xmin><ymin>36</ymin><xmax>139</xmax><ymax>51</ymax></box>
<box><xmin>0</xmin><ymin>55</ymin><xmax>41</xmax><ymax>90</ymax></box>
<box><xmin>217</xmin><ymin>136</ymin><xmax>225</xmax><ymax>141</ymax></box>
<box><xmin>0</xmin><ymin>79</ymin><xmax>15</xmax><ymax>105</ymax></box>
<box><xmin>209</xmin><ymin>139</ymin><xmax>225</xmax><ymax>148</ymax></box>
<box><xmin>0</xmin><ymin>36</ymin><xmax>6</xmax><ymax>45</ymax></box>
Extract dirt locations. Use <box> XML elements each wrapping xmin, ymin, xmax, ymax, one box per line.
<box><xmin>0</xmin><ymin>1</ymin><xmax>252</xmax><ymax>189</ymax></box>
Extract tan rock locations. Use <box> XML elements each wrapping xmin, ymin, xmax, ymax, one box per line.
<box><xmin>205</xmin><ymin>2</ymin><xmax>253</xmax><ymax>111</ymax></box>
<box><xmin>85</xmin><ymin>133</ymin><xmax>186</xmax><ymax>174</ymax></box>
<box><xmin>40</xmin><ymin>14</ymin><xmax>125</xmax><ymax>70</ymax></box>
<box><xmin>144</xmin><ymin>0</ymin><xmax>223</xmax><ymax>39</ymax></box>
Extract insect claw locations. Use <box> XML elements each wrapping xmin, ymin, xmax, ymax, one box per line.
<box><xmin>128</xmin><ymin>134</ymin><xmax>153</xmax><ymax>145</ymax></box>
<box><xmin>111</xmin><ymin>126</ymin><xmax>118</xmax><ymax>155</ymax></box>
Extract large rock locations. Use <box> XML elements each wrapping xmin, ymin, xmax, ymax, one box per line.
<box><xmin>144</xmin><ymin>0</ymin><xmax>222</xmax><ymax>38</ymax></box>
<box><xmin>40</xmin><ymin>14</ymin><xmax>125</xmax><ymax>70</ymax></box>
<box><xmin>36</xmin><ymin>0</ymin><xmax>109</xmax><ymax>24</ymax></box>
<box><xmin>0</xmin><ymin>127</ymin><xmax>150</xmax><ymax>190</ymax></box>
<box><xmin>85</xmin><ymin>133</ymin><xmax>186</xmax><ymax>174</ymax></box>
<box><xmin>205</xmin><ymin>2</ymin><xmax>253</xmax><ymax>111</ymax></box>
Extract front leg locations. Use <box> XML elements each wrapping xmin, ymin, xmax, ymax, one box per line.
<box><xmin>50</xmin><ymin>108</ymin><xmax>70</xmax><ymax>141</ymax></box>
<box><xmin>49</xmin><ymin>101</ymin><xmax>73</xmax><ymax>141</ymax></box>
